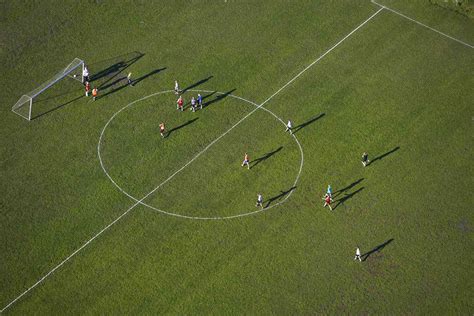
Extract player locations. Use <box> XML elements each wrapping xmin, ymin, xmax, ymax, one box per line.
<box><xmin>174</xmin><ymin>80</ymin><xmax>180</xmax><ymax>95</ymax></box>
<box><xmin>322</xmin><ymin>193</ymin><xmax>333</xmax><ymax>211</ymax></box>
<box><xmin>190</xmin><ymin>97</ymin><xmax>196</xmax><ymax>112</ymax></box>
<box><xmin>159</xmin><ymin>122</ymin><xmax>166</xmax><ymax>138</ymax></box>
<box><xmin>285</xmin><ymin>119</ymin><xmax>293</xmax><ymax>134</ymax></box>
<box><xmin>92</xmin><ymin>87</ymin><xmax>98</xmax><ymax>101</ymax></box>
<box><xmin>241</xmin><ymin>153</ymin><xmax>250</xmax><ymax>170</ymax></box>
<box><xmin>354</xmin><ymin>247</ymin><xmax>362</xmax><ymax>262</ymax></box>
<box><xmin>362</xmin><ymin>152</ymin><xmax>369</xmax><ymax>167</ymax></box>
<box><xmin>127</xmin><ymin>72</ymin><xmax>133</xmax><ymax>86</ymax></box>
<box><xmin>256</xmin><ymin>193</ymin><xmax>263</xmax><ymax>208</ymax></box>
<box><xmin>176</xmin><ymin>96</ymin><xmax>184</xmax><ymax>111</ymax></box>
<box><xmin>327</xmin><ymin>185</ymin><xmax>332</xmax><ymax>198</ymax></box>
<box><xmin>197</xmin><ymin>93</ymin><xmax>203</xmax><ymax>109</ymax></box>
<box><xmin>82</xmin><ymin>66</ymin><xmax>89</xmax><ymax>84</ymax></box>
<box><xmin>85</xmin><ymin>81</ymin><xmax>91</xmax><ymax>97</ymax></box>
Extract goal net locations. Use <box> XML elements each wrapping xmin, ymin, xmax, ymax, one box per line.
<box><xmin>12</xmin><ymin>58</ymin><xmax>85</xmax><ymax>121</ymax></box>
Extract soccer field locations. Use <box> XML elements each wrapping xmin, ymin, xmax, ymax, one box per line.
<box><xmin>1</xmin><ymin>0</ymin><xmax>473</xmax><ymax>314</ymax></box>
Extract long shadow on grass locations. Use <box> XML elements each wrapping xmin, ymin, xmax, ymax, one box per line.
<box><xmin>292</xmin><ymin>113</ymin><xmax>325</xmax><ymax>134</ymax></box>
<box><xmin>100</xmin><ymin>76</ymin><xmax>126</xmax><ymax>90</ymax></box>
<box><xmin>181</xmin><ymin>91</ymin><xmax>216</xmax><ymax>111</ymax></box>
<box><xmin>99</xmin><ymin>67</ymin><xmax>167</xmax><ymax>99</ymax></box>
<box><xmin>362</xmin><ymin>239</ymin><xmax>394</xmax><ymax>261</ymax></box>
<box><xmin>251</xmin><ymin>146</ymin><xmax>283</xmax><ymax>170</ymax></box>
<box><xmin>182</xmin><ymin>76</ymin><xmax>213</xmax><ymax>94</ymax></box>
<box><xmin>26</xmin><ymin>53</ymin><xmax>144</xmax><ymax>108</ymax></box>
<box><xmin>131</xmin><ymin>67</ymin><xmax>167</xmax><ymax>87</ymax></box>
<box><xmin>88</xmin><ymin>51</ymin><xmax>145</xmax><ymax>89</ymax></box>
<box><xmin>32</xmin><ymin>95</ymin><xmax>84</xmax><ymax>120</ymax></box>
<box><xmin>166</xmin><ymin>118</ymin><xmax>199</xmax><ymax>137</ymax></box>
<box><xmin>87</xmin><ymin>51</ymin><xmax>141</xmax><ymax>74</ymax></box>
<box><xmin>370</xmin><ymin>147</ymin><xmax>400</xmax><ymax>166</ymax></box>
<box><xmin>202</xmin><ymin>91</ymin><xmax>216</xmax><ymax>101</ymax></box>
<box><xmin>34</xmin><ymin>86</ymin><xmax>83</xmax><ymax>103</ymax></box>
<box><xmin>99</xmin><ymin>82</ymin><xmax>129</xmax><ymax>99</ymax></box>
<box><xmin>203</xmin><ymin>89</ymin><xmax>236</xmax><ymax>108</ymax></box>
<box><xmin>333</xmin><ymin>178</ymin><xmax>364</xmax><ymax>198</ymax></box>
<box><xmin>265</xmin><ymin>186</ymin><xmax>297</xmax><ymax>208</ymax></box>
<box><xmin>333</xmin><ymin>187</ymin><xmax>364</xmax><ymax>210</ymax></box>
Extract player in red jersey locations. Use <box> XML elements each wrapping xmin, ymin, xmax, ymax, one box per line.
<box><xmin>322</xmin><ymin>193</ymin><xmax>333</xmax><ymax>211</ymax></box>
<box><xmin>176</xmin><ymin>96</ymin><xmax>184</xmax><ymax>111</ymax></box>
<box><xmin>85</xmin><ymin>81</ymin><xmax>91</xmax><ymax>97</ymax></box>
<box><xmin>241</xmin><ymin>153</ymin><xmax>250</xmax><ymax>170</ymax></box>
<box><xmin>159</xmin><ymin>122</ymin><xmax>166</xmax><ymax>138</ymax></box>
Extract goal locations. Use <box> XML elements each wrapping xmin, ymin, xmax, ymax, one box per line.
<box><xmin>12</xmin><ymin>58</ymin><xmax>85</xmax><ymax>121</ymax></box>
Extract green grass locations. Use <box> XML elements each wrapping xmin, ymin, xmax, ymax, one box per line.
<box><xmin>1</xmin><ymin>0</ymin><xmax>473</xmax><ymax>314</ymax></box>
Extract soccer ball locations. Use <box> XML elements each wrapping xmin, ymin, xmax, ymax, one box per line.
<box><xmin>73</xmin><ymin>74</ymin><xmax>77</xmax><ymax>78</ymax></box>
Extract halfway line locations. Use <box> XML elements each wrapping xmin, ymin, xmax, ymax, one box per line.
<box><xmin>260</xmin><ymin>7</ymin><xmax>384</xmax><ymax>106</ymax></box>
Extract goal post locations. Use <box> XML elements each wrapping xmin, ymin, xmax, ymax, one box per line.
<box><xmin>12</xmin><ymin>58</ymin><xmax>85</xmax><ymax>121</ymax></box>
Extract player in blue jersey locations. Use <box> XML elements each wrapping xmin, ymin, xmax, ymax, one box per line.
<box><xmin>327</xmin><ymin>185</ymin><xmax>332</xmax><ymax>198</ymax></box>
<box><xmin>197</xmin><ymin>93</ymin><xmax>203</xmax><ymax>109</ymax></box>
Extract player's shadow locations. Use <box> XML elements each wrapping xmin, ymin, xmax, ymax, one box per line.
<box><xmin>26</xmin><ymin>52</ymin><xmax>145</xmax><ymax>118</ymax></box>
<box><xmin>292</xmin><ymin>113</ymin><xmax>325</xmax><ymax>134</ymax></box>
<box><xmin>100</xmin><ymin>76</ymin><xmax>126</xmax><ymax>90</ymax></box>
<box><xmin>182</xmin><ymin>76</ymin><xmax>213</xmax><ymax>93</ymax></box>
<box><xmin>100</xmin><ymin>67</ymin><xmax>167</xmax><ymax>98</ymax></box>
<box><xmin>181</xmin><ymin>91</ymin><xmax>217</xmax><ymax>110</ymax></box>
<box><xmin>333</xmin><ymin>178</ymin><xmax>364</xmax><ymax>198</ymax></box>
<box><xmin>88</xmin><ymin>51</ymin><xmax>145</xmax><ymax>88</ymax></box>
<box><xmin>204</xmin><ymin>89</ymin><xmax>236</xmax><ymax>108</ymax></box>
<box><xmin>166</xmin><ymin>118</ymin><xmax>198</xmax><ymax>137</ymax></box>
<box><xmin>265</xmin><ymin>186</ymin><xmax>297</xmax><ymax>208</ymax></box>
<box><xmin>131</xmin><ymin>67</ymin><xmax>167</xmax><ymax>86</ymax></box>
<box><xmin>362</xmin><ymin>239</ymin><xmax>394</xmax><ymax>261</ymax></box>
<box><xmin>33</xmin><ymin>85</ymin><xmax>83</xmax><ymax>103</ymax></box>
<box><xmin>370</xmin><ymin>147</ymin><xmax>400</xmax><ymax>165</ymax></box>
<box><xmin>250</xmin><ymin>146</ymin><xmax>283</xmax><ymax>169</ymax></box>
<box><xmin>333</xmin><ymin>187</ymin><xmax>364</xmax><ymax>210</ymax></box>
<box><xmin>99</xmin><ymin>82</ymin><xmax>129</xmax><ymax>99</ymax></box>
<box><xmin>201</xmin><ymin>91</ymin><xmax>216</xmax><ymax>101</ymax></box>
<box><xmin>32</xmin><ymin>94</ymin><xmax>84</xmax><ymax>120</ymax></box>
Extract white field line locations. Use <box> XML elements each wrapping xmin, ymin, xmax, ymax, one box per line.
<box><xmin>259</xmin><ymin>7</ymin><xmax>384</xmax><ymax>107</ymax></box>
<box><xmin>371</xmin><ymin>0</ymin><xmax>473</xmax><ymax>49</ymax></box>
<box><xmin>108</xmin><ymin>90</ymin><xmax>305</xmax><ymax>220</ymax></box>
<box><xmin>0</xmin><ymin>204</ymin><xmax>136</xmax><ymax>313</ymax></box>
<box><xmin>1</xmin><ymin>8</ymin><xmax>382</xmax><ymax>313</ymax></box>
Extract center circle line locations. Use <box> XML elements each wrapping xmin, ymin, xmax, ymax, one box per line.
<box><xmin>97</xmin><ymin>89</ymin><xmax>304</xmax><ymax>220</ymax></box>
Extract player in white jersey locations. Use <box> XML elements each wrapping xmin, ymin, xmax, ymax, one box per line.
<box><xmin>190</xmin><ymin>97</ymin><xmax>197</xmax><ymax>112</ymax></box>
<box><xmin>256</xmin><ymin>194</ymin><xmax>263</xmax><ymax>208</ymax></box>
<box><xmin>174</xmin><ymin>80</ymin><xmax>180</xmax><ymax>95</ymax></box>
<box><xmin>285</xmin><ymin>120</ymin><xmax>293</xmax><ymax>134</ymax></box>
<box><xmin>354</xmin><ymin>247</ymin><xmax>362</xmax><ymax>262</ymax></box>
<box><xmin>82</xmin><ymin>66</ymin><xmax>90</xmax><ymax>84</ymax></box>
<box><xmin>241</xmin><ymin>153</ymin><xmax>250</xmax><ymax>170</ymax></box>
